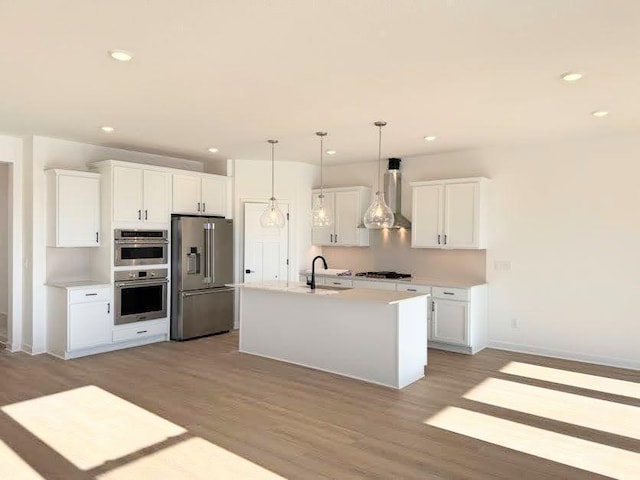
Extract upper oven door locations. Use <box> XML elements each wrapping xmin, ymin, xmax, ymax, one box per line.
<box><xmin>115</xmin><ymin>242</ymin><xmax>168</xmax><ymax>266</ymax></box>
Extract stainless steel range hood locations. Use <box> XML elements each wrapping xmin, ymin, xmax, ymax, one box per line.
<box><xmin>384</xmin><ymin>158</ymin><xmax>412</xmax><ymax>229</ymax></box>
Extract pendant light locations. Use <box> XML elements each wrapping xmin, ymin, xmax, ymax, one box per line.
<box><xmin>363</xmin><ymin>121</ymin><xmax>395</xmax><ymax>229</ymax></box>
<box><xmin>311</xmin><ymin>131</ymin><xmax>333</xmax><ymax>227</ymax></box>
<box><xmin>260</xmin><ymin>139</ymin><xmax>286</xmax><ymax>228</ymax></box>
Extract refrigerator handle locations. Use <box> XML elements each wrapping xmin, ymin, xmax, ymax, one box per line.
<box><xmin>210</xmin><ymin>223</ymin><xmax>216</xmax><ymax>284</ymax></box>
<box><xmin>203</xmin><ymin>223</ymin><xmax>211</xmax><ymax>283</ymax></box>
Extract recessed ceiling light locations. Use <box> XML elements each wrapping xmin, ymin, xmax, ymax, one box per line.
<box><xmin>207</xmin><ymin>147</ymin><xmax>219</xmax><ymax>153</ymax></box>
<box><xmin>100</xmin><ymin>126</ymin><xmax>115</xmax><ymax>133</ymax></box>
<box><xmin>561</xmin><ymin>72</ymin><xmax>583</xmax><ymax>82</ymax></box>
<box><xmin>591</xmin><ymin>110</ymin><xmax>609</xmax><ymax>118</ymax></box>
<box><xmin>326</xmin><ymin>149</ymin><xmax>337</xmax><ymax>155</ymax></box>
<box><xmin>109</xmin><ymin>49</ymin><xmax>134</xmax><ymax>62</ymax></box>
<box><xmin>424</xmin><ymin>136</ymin><xmax>437</xmax><ymax>142</ymax></box>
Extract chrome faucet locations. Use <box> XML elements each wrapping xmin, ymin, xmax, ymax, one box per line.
<box><xmin>307</xmin><ymin>255</ymin><xmax>328</xmax><ymax>290</ymax></box>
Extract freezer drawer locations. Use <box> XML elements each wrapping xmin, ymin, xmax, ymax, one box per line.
<box><xmin>171</xmin><ymin>288</ymin><xmax>234</xmax><ymax>340</ymax></box>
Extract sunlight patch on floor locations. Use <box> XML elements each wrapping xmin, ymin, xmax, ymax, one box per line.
<box><xmin>501</xmin><ymin>361</ymin><xmax>640</xmax><ymax>399</ymax></box>
<box><xmin>1</xmin><ymin>385</ymin><xmax>186</xmax><ymax>470</ymax></box>
<box><xmin>0</xmin><ymin>439</ymin><xmax>45</xmax><ymax>480</ymax></box>
<box><xmin>425</xmin><ymin>407</ymin><xmax>640</xmax><ymax>480</ymax></box>
<box><xmin>97</xmin><ymin>437</ymin><xmax>286</xmax><ymax>480</ymax></box>
<box><xmin>463</xmin><ymin>377</ymin><xmax>640</xmax><ymax>439</ymax></box>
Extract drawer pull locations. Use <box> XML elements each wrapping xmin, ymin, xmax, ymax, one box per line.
<box><xmin>137</xmin><ymin>330</ymin><xmax>148</xmax><ymax>334</ymax></box>
<box><xmin>332</xmin><ymin>282</ymin><xmax>341</xmax><ymax>285</ymax></box>
<box><xmin>407</xmin><ymin>288</ymin><xmax>417</xmax><ymax>292</ymax></box>
<box><xmin>85</xmin><ymin>293</ymin><xmax>98</xmax><ymax>296</ymax></box>
<box><xmin>443</xmin><ymin>292</ymin><xmax>455</xmax><ymax>295</ymax></box>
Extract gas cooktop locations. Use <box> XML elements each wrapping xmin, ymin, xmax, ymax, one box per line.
<box><xmin>355</xmin><ymin>271</ymin><xmax>412</xmax><ymax>280</ymax></box>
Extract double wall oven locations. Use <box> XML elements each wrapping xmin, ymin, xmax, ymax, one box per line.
<box><xmin>114</xmin><ymin>229</ymin><xmax>170</xmax><ymax>325</ymax></box>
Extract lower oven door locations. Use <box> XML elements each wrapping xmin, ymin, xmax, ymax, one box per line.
<box><xmin>115</xmin><ymin>279</ymin><xmax>169</xmax><ymax>324</ymax></box>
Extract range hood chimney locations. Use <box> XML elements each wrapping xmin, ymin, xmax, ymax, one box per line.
<box><xmin>384</xmin><ymin>158</ymin><xmax>412</xmax><ymax>229</ymax></box>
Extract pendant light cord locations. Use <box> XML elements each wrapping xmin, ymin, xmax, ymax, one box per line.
<box><xmin>377</xmin><ymin>124</ymin><xmax>382</xmax><ymax>194</ymax></box>
<box><xmin>271</xmin><ymin>142</ymin><xmax>275</xmax><ymax>199</ymax></box>
<box><xmin>320</xmin><ymin>134</ymin><xmax>324</xmax><ymax>197</ymax></box>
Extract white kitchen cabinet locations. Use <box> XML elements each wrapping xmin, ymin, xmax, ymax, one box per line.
<box><xmin>172</xmin><ymin>173</ymin><xmax>229</xmax><ymax>217</ymax></box>
<box><xmin>46</xmin><ymin>170</ymin><xmax>101</xmax><ymax>247</ymax></box>
<box><xmin>112</xmin><ymin>166</ymin><xmax>170</xmax><ymax>224</ymax></box>
<box><xmin>397</xmin><ymin>283</ymin><xmax>432</xmax><ymax>341</ymax></box>
<box><xmin>311</xmin><ymin>187</ymin><xmax>370</xmax><ymax>247</ymax></box>
<box><xmin>411</xmin><ymin>178</ymin><xmax>489</xmax><ymax>249</ymax></box>
<box><xmin>47</xmin><ymin>284</ymin><xmax>112</xmax><ymax>359</ymax></box>
<box><xmin>429</xmin><ymin>284</ymin><xmax>488</xmax><ymax>354</ymax></box>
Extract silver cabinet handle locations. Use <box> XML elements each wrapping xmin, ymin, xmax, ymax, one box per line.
<box><xmin>202</xmin><ymin>202</ymin><xmax>206</xmax><ymax>213</ymax></box>
<box><xmin>85</xmin><ymin>293</ymin><xmax>98</xmax><ymax>296</ymax></box>
<box><xmin>444</xmin><ymin>234</ymin><xmax>447</xmax><ymax>245</ymax></box>
<box><xmin>335</xmin><ymin>233</ymin><xmax>338</xmax><ymax>243</ymax></box>
<box><xmin>437</xmin><ymin>234</ymin><xmax>441</xmax><ymax>245</ymax></box>
<box><xmin>197</xmin><ymin>202</ymin><xmax>201</xmax><ymax>212</ymax></box>
<box><xmin>330</xmin><ymin>234</ymin><xmax>333</xmax><ymax>243</ymax></box>
<box><xmin>138</xmin><ymin>210</ymin><xmax>142</xmax><ymax>220</ymax></box>
<box><xmin>443</xmin><ymin>291</ymin><xmax>455</xmax><ymax>295</ymax></box>
<box><xmin>107</xmin><ymin>302</ymin><xmax>110</xmax><ymax>314</ymax></box>
<box><xmin>145</xmin><ymin>210</ymin><xmax>148</xmax><ymax>220</ymax></box>
<box><xmin>407</xmin><ymin>288</ymin><xmax>417</xmax><ymax>292</ymax></box>
<box><xmin>137</xmin><ymin>330</ymin><xmax>148</xmax><ymax>334</ymax></box>
<box><xmin>96</xmin><ymin>232</ymin><xmax>99</xmax><ymax>243</ymax></box>
<box><xmin>431</xmin><ymin>301</ymin><xmax>435</xmax><ymax>312</ymax></box>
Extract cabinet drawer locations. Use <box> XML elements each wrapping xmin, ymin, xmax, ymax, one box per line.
<box><xmin>69</xmin><ymin>288</ymin><xmax>110</xmax><ymax>304</ymax></box>
<box><xmin>432</xmin><ymin>286</ymin><xmax>469</xmax><ymax>301</ymax></box>
<box><xmin>396</xmin><ymin>284</ymin><xmax>431</xmax><ymax>294</ymax></box>
<box><xmin>113</xmin><ymin>322</ymin><xmax>167</xmax><ymax>343</ymax></box>
<box><xmin>323</xmin><ymin>278</ymin><xmax>353</xmax><ymax>287</ymax></box>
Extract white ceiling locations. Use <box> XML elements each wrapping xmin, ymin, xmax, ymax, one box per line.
<box><xmin>1</xmin><ymin>1</ymin><xmax>639</xmax><ymax>165</ymax></box>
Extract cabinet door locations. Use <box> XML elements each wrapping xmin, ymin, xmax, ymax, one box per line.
<box><xmin>172</xmin><ymin>174</ymin><xmax>202</xmax><ymax>214</ymax></box>
<box><xmin>431</xmin><ymin>299</ymin><xmax>469</xmax><ymax>346</ymax></box>
<box><xmin>113</xmin><ymin>167</ymin><xmax>144</xmax><ymax>222</ymax></box>
<box><xmin>201</xmin><ymin>175</ymin><xmax>227</xmax><ymax>217</ymax></box>
<box><xmin>143</xmin><ymin>170</ymin><xmax>170</xmax><ymax>223</ymax></box>
<box><xmin>334</xmin><ymin>190</ymin><xmax>360</xmax><ymax>245</ymax></box>
<box><xmin>412</xmin><ymin>184</ymin><xmax>443</xmax><ymax>248</ymax></box>
<box><xmin>311</xmin><ymin>192</ymin><xmax>334</xmax><ymax>246</ymax></box>
<box><xmin>57</xmin><ymin>175</ymin><xmax>100</xmax><ymax>247</ymax></box>
<box><xmin>443</xmin><ymin>182</ymin><xmax>478</xmax><ymax>248</ymax></box>
<box><xmin>68</xmin><ymin>302</ymin><xmax>111</xmax><ymax>350</ymax></box>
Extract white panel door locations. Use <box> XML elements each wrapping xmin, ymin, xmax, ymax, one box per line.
<box><xmin>113</xmin><ymin>166</ymin><xmax>143</xmax><ymax>222</ymax></box>
<box><xmin>431</xmin><ymin>299</ymin><xmax>469</xmax><ymax>346</ymax></box>
<box><xmin>334</xmin><ymin>190</ymin><xmax>359</xmax><ymax>245</ymax></box>
<box><xmin>57</xmin><ymin>174</ymin><xmax>100</xmax><ymax>246</ymax></box>
<box><xmin>68</xmin><ymin>302</ymin><xmax>110</xmax><ymax>350</ymax></box>
<box><xmin>172</xmin><ymin>174</ymin><xmax>202</xmax><ymax>214</ymax></box>
<box><xmin>444</xmin><ymin>182</ymin><xmax>478</xmax><ymax>248</ymax></box>
<box><xmin>243</xmin><ymin>202</ymin><xmax>289</xmax><ymax>283</ymax></box>
<box><xmin>201</xmin><ymin>175</ymin><xmax>227</xmax><ymax>216</ymax></box>
<box><xmin>411</xmin><ymin>184</ymin><xmax>443</xmax><ymax>248</ymax></box>
<box><xmin>311</xmin><ymin>192</ymin><xmax>334</xmax><ymax>246</ymax></box>
<box><xmin>143</xmin><ymin>170</ymin><xmax>170</xmax><ymax>223</ymax></box>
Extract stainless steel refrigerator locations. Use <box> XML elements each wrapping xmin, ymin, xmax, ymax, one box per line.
<box><xmin>171</xmin><ymin>215</ymin><xmax>234</xmax><ymax>340</ymax></box>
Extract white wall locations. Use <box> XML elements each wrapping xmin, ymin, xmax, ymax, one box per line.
<box><xmin>232</xmin><ymin>159</ymin><xmax>320</xmax><ymax>289</ymax></box>
<box><xmin>323</xmin><ymin>133</ymin><xmax>640</xmax><ymax>369</ymax></box>
<box><xmin>22</xmin><ymin>135</ymin><xmax>224</xmax><ymax>353</ymax></box>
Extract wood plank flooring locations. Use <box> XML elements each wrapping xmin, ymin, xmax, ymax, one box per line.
<box><xmin>1</xmin><ymin>333</ymin><xmax>638</xmax><ymax>479</ymax></box>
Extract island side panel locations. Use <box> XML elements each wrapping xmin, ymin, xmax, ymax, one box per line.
<box><xmin>396</xmin><ymin>296</ymin><xmax>428</xmax><ymax>389</ymax></box>
<box><xmin>239</xmin><ymin>288</ymin><xmax>400</xmax><ymax>388</ymax></box>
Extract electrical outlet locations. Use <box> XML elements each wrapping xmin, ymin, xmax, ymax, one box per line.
<box><xmin>510</xmin><ymin>318</ymin><xmax>518</xmax><ymax>329</ymax></box>
<box><xmin>494</xmin><ymin>260</ymin><xmax>512</xmax><ymax>271</ymax></box>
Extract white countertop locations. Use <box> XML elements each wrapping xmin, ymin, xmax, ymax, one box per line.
<box><xmin>228</xmin><ymin>281</ymin><xmax>429</xmax><ymax>305</ymax></box>
<box><xmin>47</xmin><ymin>280</ymin><xmax>111</xmax><ymax>290</ymax></box>
<box><xmin>300</xmin><ymin>270</ymin><xmax>486</xmax><ymax>288</ymax></box>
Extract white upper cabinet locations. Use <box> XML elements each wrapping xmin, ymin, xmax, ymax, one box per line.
<box><xmin>112</xmin><ymin>166</ymin><xmax>170</xmax><ymax>224</ymax></box>
<box><xmin>46</xmin><ymin>169</ymin><xmax>101</xmax><ymax>247</ymax></box>
<box><xmin>311</xmin><ymin>187</ymin><xmax>371</xmax><ymax>247</ymax></box>
<box><xmin>411</xmin><ymin>178</ymin><xmax>489</xmax><ymax>249</ymax></box>
<box><xmin>172</xmin><ymin>173</ymin><xmax>229</xmax><ymax>217</ymax></box>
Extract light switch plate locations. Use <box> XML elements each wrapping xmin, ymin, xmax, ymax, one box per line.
<box><xmin>494</xmin><ymin>260</ymin><xmax>511</xmax><ymax>271</ymax></box>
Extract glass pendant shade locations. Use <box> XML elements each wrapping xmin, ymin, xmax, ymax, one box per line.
<box><xmin>311</xmin><ymin>194</ymin><xmax>333</xmax><ymax>227</ymax></box>
<box><xmin>260</xmin><ymin>197</ymin><xmax>286</xmax><ymax>228</ymax></box>
<box><xmin>260</xmin><ymin>139</ymin><xmax>286</xmax><ymax>228</ymax></box>
<box><xmin>363</xmin><ymin>191</ymin><xmax>395</xmax><ymax>229</ymax></box>
<box><xmin>311</xmin><ymin>131</ymin><xmax>333</xmax><ymax>228</ymax></box>
<box><xmin>364</xmin><ymin>121</ymin><xmax>395</xmax><ymax>229</ymax></box>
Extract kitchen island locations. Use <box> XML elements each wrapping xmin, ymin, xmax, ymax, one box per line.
<box><xmin>232</xmin><ymin>282</ymin><xmax>429</xmax><ymax>389</ymax></box>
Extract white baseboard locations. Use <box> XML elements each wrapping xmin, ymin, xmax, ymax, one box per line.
<box><xmin>488</xmin><ymin>340</ymin><xmax>640</xmax><ymax>371</ymax></box>
<box><xmin>22</xmin><ymin>343</ymin><xmax>47</xmax><ymax>356</ymax></box>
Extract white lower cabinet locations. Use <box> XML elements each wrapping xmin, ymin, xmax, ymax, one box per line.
<box><xmin>431</xmin><ymin>298</ymin><xmax>468</xmax><ymax>346</ymax></box>
<box><xmin>397</xmin><ymin>283</ymin><xmax>432</xmax><ymax>341</ymax></box>
<box><xmin>47</xmin><ymin>285</ymin><xmax>112</xmax><ymax>359</ymax></box>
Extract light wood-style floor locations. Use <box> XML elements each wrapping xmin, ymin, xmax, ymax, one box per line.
<box><xmin>1</xmin><ymin>332</ymin><xmax>638</xmax><ymax>479</ymax></box>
